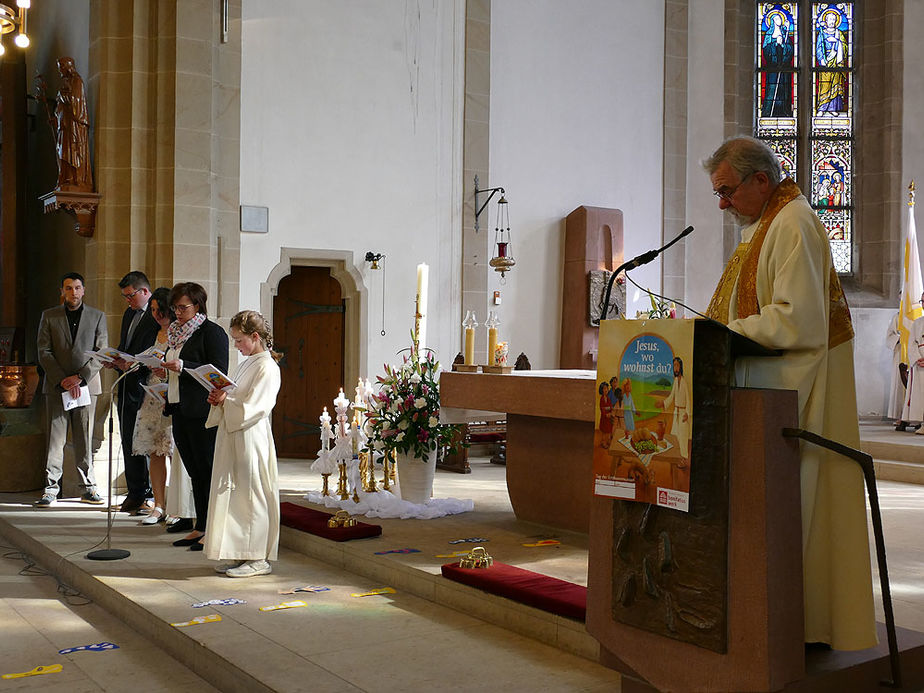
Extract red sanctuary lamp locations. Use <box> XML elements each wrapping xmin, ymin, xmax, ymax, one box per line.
<box><xmin>488</xmin><ymin>195</ymin><xmax>516</xmax><ymax>282</ymax></box>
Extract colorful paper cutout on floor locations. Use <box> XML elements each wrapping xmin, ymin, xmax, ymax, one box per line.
<box><xmin>435</xmin><ymin>550</ymin><xmax>473</xmax><ymax>558</ymax></box>
<box><xmin>350</xmin><ymin>587</ymin><xmax>396</xmax><ymax>598</ymax></box>
<box><xmin>171</xmin><ymin>614</ymin><xmax>222</xmax><ymax>627</ymax></box>
<box><xmin>2</xmin><ymin>665</ymin><xmax>63</xmax><ymax>679</ymax></box>
<box><xmin>191</xmin><ymin>598</ymin><xmax>247</xmax><ymax>608</ymax></box>
<box><xmin>58</xmin><ymin>642</ymin><xmax>119</xmax><ymax>655</ymax></box>
<box><xmin>373</xmin><ymin>548</ymin><xmax>420</xmax><ymax>555</ymax></box>
<box><xmin>522</xmin><ymin>539</ymin><xmax>561</xmax><ymax>547</ymax></box>
<box><xmin>277</xmin><ymin>586</ymin><xmax>331</xmax><ymax>595</ymax></box>
<box><xmin>259</xmin><ymin>600</ymin><xmax>308</xmax><ymax>612</ymax></box>
<box><xmin>448</xmin><ymin>537</ymin><xmax>490</xmax><ymax>544</ymax></box>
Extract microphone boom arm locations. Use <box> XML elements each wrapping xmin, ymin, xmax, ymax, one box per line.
<box><xmin>600</xmin><ymin>225</ymin><xmax>693</xmax><ymax>321</ymax></box>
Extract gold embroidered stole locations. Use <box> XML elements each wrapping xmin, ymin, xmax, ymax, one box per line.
<box><xmin>705</xmin><ymin>178</ymin><xmax>854</xmax><ymax>348</ymax></box>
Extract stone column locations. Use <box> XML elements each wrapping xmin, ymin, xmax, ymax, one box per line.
<box><xmin>89</xmin><ymin>0</ymin><xmax>241</xmax><ymax>325</ymax></box>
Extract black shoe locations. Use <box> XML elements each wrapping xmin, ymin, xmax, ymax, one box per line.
<box><xmin>172</xmin><ymin>535</ymin><xmax>204</xmax><ymax>547</ymax></box>
<box><xmin>33</xmin><ymin>495</ymin><xmax>55</xmax><ymax>508</ymax></box>
<box><xmin>166</xmin><ymin>518</ymin><xmax>194</xmax><ymax>533</ymax></box>
<box><xmin>80</xmin><ymin>492</ymin><xmax>105</xmax><ymax>505</ymax></box>
<box><xmin>895</xmin><ymin>422</ymin><xmax>908</xmax><ymax>431</ymax></box>
<box><xmin>189</xmin><ymin>541</ymin><xmax>204</xmax><ymax>552</ymax></box>
<box><xmin>119</xmin><ymin>497</ymin><xmax>145</xmax><ymax>514</ymax></box>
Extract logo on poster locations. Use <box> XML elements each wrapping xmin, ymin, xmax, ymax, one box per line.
<box><xmin>656</xmin><ymin>487</ymin><xmax>689</xmax><ymax>511</ymax></box>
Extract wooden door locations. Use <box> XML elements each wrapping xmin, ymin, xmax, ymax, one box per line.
<box><xmin>272</xmin><ymin>267</ymin><xmax>345</xmax><ymax>458</ymax></box>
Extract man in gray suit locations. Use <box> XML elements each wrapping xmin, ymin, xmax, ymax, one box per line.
<box><xmin>34</xmin><ymin>272</ymin><xmax>109</xmax><ymax>507</ymax></box>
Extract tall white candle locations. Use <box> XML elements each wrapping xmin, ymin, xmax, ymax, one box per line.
<box><xmin>416</xmin><ymin>263</ymin><xmax>428</xmax><ymax>352</ymax></box>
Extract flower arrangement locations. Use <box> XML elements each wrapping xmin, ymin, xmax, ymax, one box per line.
<box><xmin>635</xmin><ymin>293</ymin><xmax>677</xmax><ymax>320</ymax></box>
<box><xmin>364</xmin><ymin>340</ymin><xmax>463</xmax><ymax>461</ymax></box>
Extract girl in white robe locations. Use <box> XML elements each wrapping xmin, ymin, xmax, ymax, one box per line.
<box><xmin>203</xmin><ymin>311</ymin><xmax>281</xmax><ymax>578</ymax></box>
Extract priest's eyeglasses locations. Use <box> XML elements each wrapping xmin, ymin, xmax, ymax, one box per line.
<box><xmin>713</xmin><ymin>171</ymin><xmax>754</xmax><ymax>201</ymax></box>
<box><xmin>121</xmin><ymin>288</ymin><xmax>143</xmax><ymax>300</ymax></box>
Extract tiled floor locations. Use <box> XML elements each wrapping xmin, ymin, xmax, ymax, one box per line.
<box><xmin>0</xmin><ymin>457</ymin><xmax>620</xmax><ymax>692</ymax></box>
<box><xmin>0</xmin><ymin>421</ymin><xmax>921</xmax><ymax>692</ymax></box>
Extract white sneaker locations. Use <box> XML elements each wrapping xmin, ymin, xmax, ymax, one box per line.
<box><xmin>214</xmin><ymin>561</ymin><xmax>245</xmax><ymax>574</ymax></box>
<box><xmin>225</xmin><ymin>560</ymin><xmax>272</xmax><ymax>578</ymax></box>
<box><xmin>140</xmin><ymin>507</ymin><xmax>165</xmax><ymax>525</ymax></box>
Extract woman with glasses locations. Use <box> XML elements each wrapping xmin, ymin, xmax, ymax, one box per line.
<box><xmin>162</xmin><ymin>282</ymin><xmax>229</xmax><ymax>551</ymax></box>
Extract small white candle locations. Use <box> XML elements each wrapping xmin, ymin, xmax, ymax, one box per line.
<box><xmin>416</xmin><ymin>263</ymin><xmax>428</xmax><ymax>352</ymax></box>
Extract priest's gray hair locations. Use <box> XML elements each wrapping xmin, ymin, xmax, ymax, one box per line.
<box><xmin>703</xmin><ymin>136</ymin><xmax>782</xmax><ymax>186</ymax></box>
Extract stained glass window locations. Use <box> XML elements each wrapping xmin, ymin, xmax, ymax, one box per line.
<box><xmin>755</xmin><ymin>2</ymin><xmax>855</xmax><ymax>273</ymax></box>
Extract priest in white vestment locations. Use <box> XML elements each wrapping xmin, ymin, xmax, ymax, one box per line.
<box><xmin>204</xmin><ymin>311</ymin><xmax>282</xmax><ymax>578</ymax></box>
<box><xmin>885</xmin><ymin>311</ymin><xmax>906</xmax><ymax>423</ymax></box>
<box><xmin>704</xmin><ymin>137</ymin><xmax>877</xmax><ymax>651</ymax></box>
<box><xmin>901</xmin><ymin>305</ymin><xmax>924</xmax><ymax>433</ymax></box>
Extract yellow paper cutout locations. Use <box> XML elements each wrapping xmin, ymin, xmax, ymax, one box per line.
<box><xmin>259</xmin><ymin>600</ymin><xmax>308</xmax><ymax>612</ymax></box>
<box><xmin>350</xmin><ymin>587</ymin><xmax>396</xmax><ymax>598</ymax></box>
<box><xmin>170</xmin><ymin>613</ymin><xmax>222</xmax><ymax>627</ymax></box>
<box><xmin>2</xmin><ymin>664</ymin><xmax>63</xmax><ymax>679</ymax></box>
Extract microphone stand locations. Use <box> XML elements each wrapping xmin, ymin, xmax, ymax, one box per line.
<box><xmin>600</xmin><ymin>225</ymin><xmax>694</xmax><ymax>321</ymax></box>
<box><xmin>87</xmin><ymin>363</ymin><xmax>140</xmax><ymax>561</ymax></box>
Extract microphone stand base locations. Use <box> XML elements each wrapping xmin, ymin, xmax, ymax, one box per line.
<box><xmin>87</xmin><ymin>548</ymin><xmax>131</xmax><ymax>561</ymax></box>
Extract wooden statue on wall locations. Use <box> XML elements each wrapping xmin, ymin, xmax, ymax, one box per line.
<box><xmin>34</xmin><ymin>57</ymin><xmax>101</xmax><ymax>237</ymax></box>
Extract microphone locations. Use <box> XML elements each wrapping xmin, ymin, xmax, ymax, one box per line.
<box><xmin>600</xmin><ymin>225</ymin><xmax>694</xmax><ymax>321</ymax></box>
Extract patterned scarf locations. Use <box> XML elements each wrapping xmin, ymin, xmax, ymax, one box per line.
<box><xmin>166</xmin><ymin>313</ymin><xmax>206</xmax><ymax>351</ymax></box>
<box><xmin>706</xmin><ymin>178</ymin><xmax>853</xmax><ymax>349</ymax></box>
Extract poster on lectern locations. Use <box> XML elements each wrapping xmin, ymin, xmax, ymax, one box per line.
<box><xmin>592</xmin><ymin>318</ymin><xmax>695</xmax><ymax>512</ymax></box>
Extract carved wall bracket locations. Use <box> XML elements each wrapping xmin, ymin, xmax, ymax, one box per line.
<box><xmin>39</xmin><ymin>190</ymin><xmax>101</xmax><ymax>237</ymax></box>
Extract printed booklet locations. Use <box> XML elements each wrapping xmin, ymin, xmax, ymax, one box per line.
<box><xmin>187</xmin><ymin>364</ymin><xmax>236</xmax><ymax>393</ymax></box>
<box><xmin>141</xmin><ymin>382</ymin><xmax>169</xmax><ymax>404</ymax></box>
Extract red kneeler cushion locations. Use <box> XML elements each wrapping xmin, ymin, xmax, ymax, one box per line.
<box><xmin>441</xmin><ymin>561</ymin><xmax>587</xmax><ymax>621</ymax></box>
<box><xmin>280</xmin><ymin>502</ymin><xmax>382</xmax><ymax>542</ymax></box>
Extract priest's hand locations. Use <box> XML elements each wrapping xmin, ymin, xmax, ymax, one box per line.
<box><xmin>163</xmin><ymin>359</ymin><xmax>183</xmax><ymax>373</ymax></box>
<box><xmin>207</xmin><ymin>389</ymin><xmax>227</xmax><ymax>406</ymax></box>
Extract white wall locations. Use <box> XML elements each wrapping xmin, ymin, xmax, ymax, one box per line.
<box><xmin>240</xmin><ymin>0</ymin><xmax>462</xmax><ymax>377</ymax></box>
<box><xmin>684</xmin><ymin>0</ymin><xmax>727</xmax><ymax>313</ymax></box>
<box><xmin>489</xmin><ymin>0</ymin><xmax>666</xmax><ymax>369</ymax></box>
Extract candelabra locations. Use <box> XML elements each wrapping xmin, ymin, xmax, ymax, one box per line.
<box><xmin>332</xmin><ymin>389</ymin><xmax>352</xmax><ymax>500</ymax></box>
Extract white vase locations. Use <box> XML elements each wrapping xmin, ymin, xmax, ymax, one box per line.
<box><xmin>396</xmin><ymin>451</ymin><xmax>435</xmax><ymax>504</ymax></box>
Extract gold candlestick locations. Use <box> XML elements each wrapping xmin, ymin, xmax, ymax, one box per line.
<box><xmin>337</xmin><ymin>461</ymin><xmax>349</xmax><ymax>500</ymax></box>
<box><xmin>360</xmin><ymin>451</ymin><xmax>377</xmax><ymax>492</ymax></box>
<box><xmin>381</xmin><ymin>451</ymin><xmax>392</xmax><ymax>491</ymax></box>
<box><xmin>321</xmin><ymin>473</ymin><xmax>331</xmax><ymax>497</ymax></box>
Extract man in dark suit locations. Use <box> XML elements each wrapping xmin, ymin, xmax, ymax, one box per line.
<box><xmin>34</xmin><ymin>272</ymin><xmax>108</xmax><ymax>507</ymax></box>
<box><xmin>110</xmin><ymin>271</ymin><xmax>159</xmax><ymax>513</ymax></box>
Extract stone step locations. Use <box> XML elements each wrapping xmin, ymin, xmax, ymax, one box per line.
<box><xmin>860</xmin><ymin>436</ymin><xmax>924</xmax><ymax>466</ymax></box>
<box><xmin>874</xmin><ymin>458</ymin><xmax>924</xmax><ymax>486</ymax></box>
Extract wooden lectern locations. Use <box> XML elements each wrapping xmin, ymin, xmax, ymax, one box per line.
<box><xmin>586</xmin><ymin>319</ymin><xmax>806</xmax><ymax>692</ymax></box>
